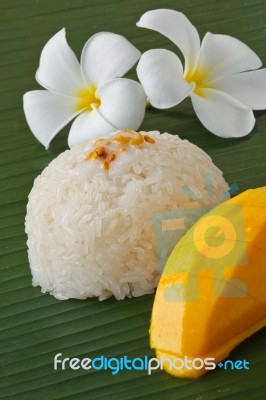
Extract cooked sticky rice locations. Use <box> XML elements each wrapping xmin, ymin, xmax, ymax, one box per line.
<box><xmin>25</xmin><ymin>131</ymin><xmax>229</xmax><ymax>300</ymax></box>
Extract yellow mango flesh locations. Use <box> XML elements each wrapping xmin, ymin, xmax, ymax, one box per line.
<box><xmin>150</xmin><ymin>188</ymin><xmax>266</xmax><ymax>378</ymax></box>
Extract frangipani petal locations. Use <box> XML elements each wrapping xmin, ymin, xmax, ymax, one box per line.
<box><xmin>210</xmin><ymin>69</ymin><xmax>266</xmax><ymax>110</ymax></box>
<box><xmin>97</xmin><ymin>78</ymin><xmax>146</xmax><ymax>129</ymax></box>
<box><xmin>36</xmin><ymin>29</ymin><xmax>85</xmax><ymax>96</ymax></box>
<box><xmin>68</xmin><ymin>107</ymin><xmax>116</xmax><ymax>148</ymax></box>
<box><xmin>137</xmin><ymin>49</ymin><xmax>195</xmax><ymax>109</ymax></box>
<box><xmin>197</xmin><ymin>33</ymin><xmax>262</xmax><ymax>85</ymax></box>
<box><xmin>23</xmin><ymin>90</ymin><xmax>79</xmax><ymax>149</ymax></box>
<box><xmin>137</xmin><ymin>9</ymin><xmax>200</xmax><ymax>75</ymax></box>
<box><xmin>81</xmin><ymin>32</ymin><xmax>141</xmax><ymax>86</ymax></box>
<box><xmin>191</xmin><ymin>89</ymin><xmax>255</xmax><ymax>138</ymax></box>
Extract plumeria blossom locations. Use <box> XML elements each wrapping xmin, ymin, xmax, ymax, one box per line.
<box><xmin>137</xmin><ymin>9</ymin><xmax>266</xmax><ymax>138</ymax></box>
<box><xmin>23</xmin><ymin>29</ymin><xmax>146</xmax><ymax>148</ymax></box>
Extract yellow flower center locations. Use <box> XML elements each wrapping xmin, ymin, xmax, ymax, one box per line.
<box><xmin>76</xmin><ymin>85</ymin><xmax>101</xmax><ymax>111</ymax></box>
<box><xmin>185</xmin><ymin>67</ymin><xmax>209</xmax><ymax>96</ymax></box>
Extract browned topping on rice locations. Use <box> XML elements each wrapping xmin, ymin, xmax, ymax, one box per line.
<box><xmin>85</xmin><ymin>130</ymin><xmax>155</xmax><ymax>170</ymax></box>
<box><xmin>144</xmin><ymin>135</ymin><xmax>155</xmax><ymax>144</ymax></box>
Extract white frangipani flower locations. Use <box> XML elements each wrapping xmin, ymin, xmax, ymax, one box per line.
<box><xmin>23</xmin><ymin>29</ymin><xmax>146</xmax><ymax>148</ymax></box>
<box><xmin>137</xmin><ymin>9</ymin><xmax>266</xmax><ymax>138</ymax></box>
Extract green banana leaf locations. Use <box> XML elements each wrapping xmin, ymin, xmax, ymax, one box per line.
<box><xmin>0</xmin><ymin>0</ymin><xmax>265</xmax><ymax>398</ymax></box>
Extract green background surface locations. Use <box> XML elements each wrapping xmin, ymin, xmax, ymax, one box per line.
<box><xmin>0</xmin><ymin>0</ymin><xmax>265</xmax><ymax>399</ymax></box>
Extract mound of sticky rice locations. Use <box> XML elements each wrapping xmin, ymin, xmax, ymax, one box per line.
<box><xmin>25</xmin><ymin>131</ymin><xmax>229</xmax><ymax>300</ymax></box>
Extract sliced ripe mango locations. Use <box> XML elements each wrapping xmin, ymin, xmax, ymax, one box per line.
<box><xmin>150</xmin><ymin>188</ymin><xmax>266</xmax><ymax>378</ymax></box>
